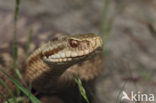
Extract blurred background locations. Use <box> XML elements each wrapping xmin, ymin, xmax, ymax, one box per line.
<box><xmin>0</xmin><ymin>0</ymin><xmax>156</xmax><ymax>103</ymax></box>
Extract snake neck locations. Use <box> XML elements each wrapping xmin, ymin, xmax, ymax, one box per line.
<box><xmin>25</xmin><ymin>47</ymin><xmax>70</xmax><ymax>83</ymax></box>
<box><xmin>24</xmin><ymin>47</ymin><xmax>78</xmax><ymax>93</ymax></box>
<box><xmin>25</xmin><ymin>45</ymin><xmax>79</xmax><ymax>91</ymax></box>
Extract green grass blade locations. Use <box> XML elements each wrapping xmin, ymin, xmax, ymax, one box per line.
<box><xmin>74</xmin><ymin>75</ymin><xmax>90</xmax><ymax>103</ymax></box>
<box><xmin>100</xmin><ymin>0</ymin><xmax>112</xmax><ymax>55</ymax></box>
<box><xmin>0</xmin><ymin>92</ymin><xmax>9</xmax><ymax>103</ymax></box>
<box><xmin>100</xmin><ymin>0</ymin><xmax>111</xmax><ymax>33</ymax></box>
<box><xmin>13</xmin><ymin>0</ymin><xmax>20</xmax><ymax>61</ymax></box>
<box><xmin>26</xmin><ymin>28</ymin><xmax>33</xmax><ymax>56</ymax></box>
<box><xmin>12</xmin><ymin>0</ymin><xmax>19</xmax><ymax>79</ymax></box>
<box><xmin>27</xmin><ymin>84</ymin><xmax>32</xmax><ymax>103</ymax></box>
<box><xmin>0</xmin><ymin>78</ymin><xmax>17</xmax><ymax>103</ymax></box>
<box><xmin>12</xmin><ymin>0</ymin><xmax>23</xmax><ymax>89</ymax></box>
<box><xmin>3</xmin><ymin>96</ymin><xmax>26</xmax><ymax>103</ymax></box>
<box><xmin>0</xmin><ymin>68</ymin><xmax>41</xmax><ymax>103</ymax></box>
<box><xmin>14</xmin><ymin>0</ymin><xmax>20</xmax><ymax>23</ymax></box>
<box><xmin>15</xmin><ymin>67</ymin><xmax>22</xmax><ymax>80</ymax></box>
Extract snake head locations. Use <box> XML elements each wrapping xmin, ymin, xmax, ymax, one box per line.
<box><xmin>41</xmin><ymin>33</ymin><xmax>103</xmax><ymax>65</ymax></box>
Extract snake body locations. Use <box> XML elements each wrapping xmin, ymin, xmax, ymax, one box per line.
<box><xmin>0</xmin><ymin>11</ymin><xmax>104</xmax><ymax>102</ymax></box>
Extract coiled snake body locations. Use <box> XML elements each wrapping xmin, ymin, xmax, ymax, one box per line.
<box><xmin>0</xmin><ymin>11</ymin><xmax>104</xmax><ymax>103</ymax></box>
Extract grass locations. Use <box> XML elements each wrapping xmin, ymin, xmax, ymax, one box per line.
<box><xmin>3</xmin><ymin>97</ymin><xmax>26</xmax><ymax>103</ymax></box>
<box><xmin>0</xmin><ymin>68</ymin><xmax>41</xmax><ymax>103</ymax></box>
<box><xmin>12</xmin><ymin>0</ymin><xmax>22</xmax><ymax>81</ymax></box>
<box><xmin>100</xmin><ymin>0</ymin><xmax>111</xmax><ymax>34</ymax></box>
<box><xmin>74</xmin><ymin>75</ymin><xmax>90</xmax><ymax>103</ymax></box>
<box><xmin>0</xmin><ymin>92</ymin><xmax>9</xmax><ymax>103</ymax></box>
<box><xmin>0</xmin><ymin>78</ymin><xmax>17</xmax><ymax>103</ymax></box>
<box><xmin>26</xmin><ymin>28</ymin><xmax>33</xmax><ymax>57</ymax></box>
<box><xmin>100</xmin><ymin>0</ymin><xmax>128</xmax><ymax>103</ymax></box>
<box><xmin>12</xmin><ymin>0</ymin><xmax>20</xmax><ymax>61</ymax></box>
<box><xmin>0</xmin><ymin>0</ymin><xmax>41</xmax><ymax>102</ymax></box>
<box><xmin>100</xmin><ymin>0</ymin><xmax>114</xmax><ymax>56</ymax></box>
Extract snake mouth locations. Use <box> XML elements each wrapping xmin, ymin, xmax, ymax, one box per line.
<box><xmin>41</xmin><ymin>33</ymin><xmax>103</xmax><ymax>63</ymax></box>
<box><xmin>43</xmin><ymin>57</ymin><xmax>72</xmax><ymax>62</ymax></box>
<box><xmin>42</xmin><ymin>49</ymin><xmax>94</xmax><ymax>63</ymax></box>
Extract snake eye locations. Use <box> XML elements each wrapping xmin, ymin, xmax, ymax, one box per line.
<box><xmin>69</xmin><ymin>39</ymin><xmax>79</xmax><ymax>48</ymax></box>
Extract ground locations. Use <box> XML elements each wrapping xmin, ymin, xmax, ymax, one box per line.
<box><xmin>0</xmin><ymin>0</ymin><xmax>156</xmax><ymax>103</ymax></box>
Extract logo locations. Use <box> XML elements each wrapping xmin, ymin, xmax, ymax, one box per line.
<box><xmin>121</xmin><ymin>91</ymin><xmax>155</xmax><ymax>102</ymax></box>
<box><xmin>121</xmin><ymin>91</ymin><xmax>131</xmax><ymax>101</ymax></box>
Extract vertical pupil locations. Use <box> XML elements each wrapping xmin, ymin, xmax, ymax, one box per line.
<box><xmin>70</xmin><ymin>39</ymin><xmax>78</xmax><ymax>48</ymax></box>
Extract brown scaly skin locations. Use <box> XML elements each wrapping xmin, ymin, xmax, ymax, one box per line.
<box><xmin>25</xmin><ymin>33</ymin><xmax>103</xmax><ymax>94</ymax></box>
<box><xmin>0</xmin><ymin>11</ymin><xmax>104</xmax><ymax>103</ymax></box>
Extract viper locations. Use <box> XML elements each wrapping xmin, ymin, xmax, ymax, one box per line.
<box><xmin>0</xmin><ymin>11</ymin><xmax>104</xmax><ymax>103</ymax></box>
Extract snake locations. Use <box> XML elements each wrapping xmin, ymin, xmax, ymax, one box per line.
<box><xmin>0</xmin><ymin>10</ymin><xmax>104</xmax><ymax>103</ymax></box>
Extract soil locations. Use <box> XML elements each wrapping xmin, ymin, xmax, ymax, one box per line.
<box><xmin>0</xmin><ymin>0</ymin><xmax>156</xmax><ymax>103</ymax></box>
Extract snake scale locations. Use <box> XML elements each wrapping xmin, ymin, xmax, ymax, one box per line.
<box><xmin>0</xmin><ymin>10</ymin><xmax>104</xmax><ymax>103</ymax></box>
